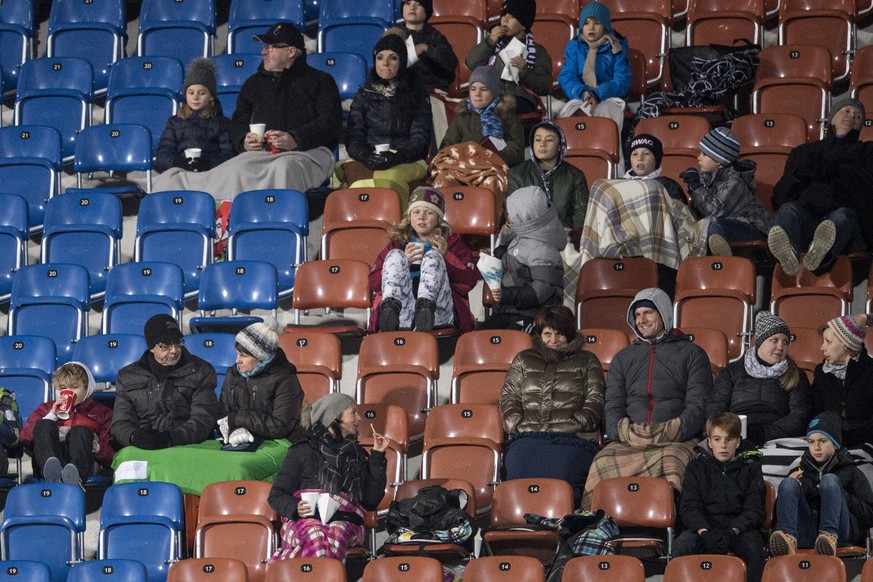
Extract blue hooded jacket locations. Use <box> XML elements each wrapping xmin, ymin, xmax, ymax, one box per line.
<box><xmin>558</xmin><ymin>31</ymin><xmax>632</xmax><ymax>102</ymax></box>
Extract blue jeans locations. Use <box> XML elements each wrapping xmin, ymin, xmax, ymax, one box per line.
<box><xmin>774</xmin><ymin>202</ymin><xmax>863</xmax><ymax>261</ymax></box>
<box><xmin>708</xmin><ymin>216</ymin><xmax>765</xmax><ymax>242</ymax></box>
<box><xmin>776</xmin><ymin>474</ymin><xmax>852</xmax><ymax>547</ymax></box>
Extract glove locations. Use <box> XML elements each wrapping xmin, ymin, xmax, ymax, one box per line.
<box><xmin>228</xmin><ymin>427</ymin><xmax>255</xmax><ymax>446</ymax></box>
<box><xmin>701</xmin><ymin>529</ymin><xmax>730</xmax><ymax>554</ymax></box>
<box><xmin>217</xmin><ymin>416</ymin><xmax>230</xmax><ymax>444</ymax></box>
<box><xmin>366</xmin><ymin>150</ymin><xmax>401</xmax><ymax>170</ymax></box>
<box><xmin>130</xmin><ymin>428</ymin><xmax>173</xmax><ymax>450</ymax></box>
<box><xmin>187</xmin><ymin>156</ymin><xmax>211</xmax><ymax>172</ymax></box>
<box><xmin>171</xmin><ymin>154</ymin><xmax>189</xmax><ymax>169</ymax></box>
<box><xmin>680</xmin><ymin>168</ymin><xmax>702</xmax><ymax>189</ymax></box>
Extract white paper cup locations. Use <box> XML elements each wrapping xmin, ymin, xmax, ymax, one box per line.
<box><xmin>184</xmin><ymin>148</ymin><xmax>201</xmax><ymax>159</ymax></box>
<box><xmin>249</xmin><ymin>123</ymin><xmax>266</xmax><ymax>138</ymax></box>
<box><xmin>739</xmin><ymin>414</ymin><xmax>747</xmax><ymax>439</ymax></box>
<box><xmin>300</xmin><ymin>491</ymin><xmax>319</xmax><ymax>517</ymax></box>
<box><xmin>374</xmin><ymin>143</ymin><xmax>390</xmax><ymax>153</ymax></box>
<box><xmin>410</xmin><ymin>242</ymin><xmax>424</xmax><ymax>265</ymax></box>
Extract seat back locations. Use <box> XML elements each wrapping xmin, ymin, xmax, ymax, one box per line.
<box><xmin>534</xmin><ymin>14</ymin><xmax>575</xmax><ymax>88</ymax></box>
<box><xmin>0</xmin><ymin>560</ymin><xmax>53</xmax><ymax>582</ymax></box>
<box><xmin>663</xmin><ymin>554</ymin><xmax>746</xmax><ymax>581</ymax></box>
<box><xmin>778</xmin><ymin>0</ymin><xmax>855</xmax><ymax>82</ymax></box>
<box><xmin>357</xmin><ymin>403</ymin><xmax>410</xmax><ymax>513</ymax></box>
<box><xmin>0</xmin><ymin>192</ymin><xmax>28</xmax><ymax>302</ymax></box>
<box><xmin>681</xmin><ymin>327</ymin><xmax>729</xmax><ymax>378</ymax></box>
<box><xmin>579</xmin><ymin>328</ymin><xmax>629</xmax><ymax>375</ymax></box>
<box><xmin>197</xmin><ymin>260</ymin><xmax>278</xmax><ymax>312</ymax></box>
<box><xmin>557</xmin><ymin>116</ymin><xmax>620</xmax><ymax>182</ymax></box>
<box><xmin>357</xmin><ymin>331</ymin><xmax>439</xmax><ymax>438</ymax></box>
<box><xmin>102</xmin><ymin>262</ymin><xmax>185</xmax><ymax>335</ymax></box>
<box><xmin>394</xmin><ymin>478</ymin><xmax>478</xmax><ymax>517</ymax></box>
<box><xmin>786</xmin><ymin>326</ymin><xmax>822</xmax><ymax>383</ymax></box>
<box><xmin>441</xmin><ymin>186</ymin><xmax>500</xmax><ymax>251</ymax></box>
<box><xmin>634</xmin><ymin>114</ymin><xmax>710</xmax><ymax>183</ymax></box>
<box><xmin>430</xmin><ymin>19</ymin><xmax>482</xmax><ymax>96</ymax></box>
<box><xmin>0</xmin><ymin>126</ymin><xmax>62</xmax><ymax>232</ymax></box>
<box><xmin>686</xmin><ymin>0</ymin><xmax>765</xmax><ymax>46</ymax></box>
<box><xmin>0</xmin><ymin>0</ymin><xmax>34</xmax><ymax>92</ymax></box>
<box><xmin>167</xmin><ymin>558</ymin><xmax>248</xmax><ymax>582</ymax></box>
<box><xmin>601</xmin><ymin>2</ymin><xmax>670</xmax><ymax>86</ymax></box>
<box><xmin>320</xmin><ymin>187</ymin><xmax>401</xmax><ymax>266</ymax></box>
<box><xmin>576</xmin><ymin>257</ymin><xmax>660</xmax><ymax>330</ymax></box>
<box><xmin>212</xmin><ymin>54</ymin><xmax>261</xmax><ymax>115</ymax></box>
<box><xmin>561</xmin><ymin>555</ymin><xmax>645</xmax><ymax>581</ymax></box>
<box><xmin>317</xmin><ymin>22</ymin><xmax>387</xmax><ymax>71</ymax></box>
<box><xmin>770</xmin><ymin>254</ymin><xmax>853</xmax><ymax>331</ymax></box>
<box><xmin>307</xmin><ymin>52</ymin><xmax>368</xmax><ymax>102</ymax></box>
<box><xmin>134</xmin><ymin>189</ymin><xmax>215</xmax><ymax>298</ymax></box>
<box><xmin>185</xmin><ymin>333</ymin><xmax>237</xmax><ymax>392</ymax></box>
<box><xmin>71</xmin><ymin>334</ymin><xmax>148</xmax><ymax>387</ymax></box>
<box><xmin>291</xmin><ymin>259</ymin><xmax>372</xmax><ymax>322</ymax></box>
<box><xmin>138</xmin><ymin>0</ymin><xmax>216</xmax><ymax>62</ymax></box>
<box><xmin>851</xmin><ymin>44</ymin><xmax>873</xmax><ymax>113</ymax></box>
<box><xmin>68</xmin><ymin>560</ymin><xmax>149</xmax><ymax>582</ymax></box>
<box><xmin>74</xmin><ymin>124</ymin><xmax>152</xmax><ymax>187</ymax></box>
<box><xmin>451</xmin><ymin>329</ymin><xmax>532</xmax><ymax>404</ymax></box>
<box><xmin>590</xmin><ymin>476</ymin><xmax>675</xmax><ymax>529</ymax></box>
<box><xmin>278</xmin><ymin>331</ymin><xmax>342</xmax><ymax>402</ymax></box>
<box><xmin>462</xmin><ymin>556</ymin><xmax>545</xmax><ymax>582</ymax></box>
<box><xmin>0</xmin><ymin>335</ymin><xmax>56</xmax><ymax>417</ymax></box>
<box><xmin>227</xmin><ymin>0</ymin><xmax>304</xmax><ymax>54</ymax></box>
<box><xmin>489</xmin><ymin>478</ymin><xmax>574</xmax><ymax>528</ymax></box>
<box><xmin>761</xmin><ymin>554</ymin><xmax>845</xmax><ymax>582</ymax></box>
<box><xmin>264</xmin><ymin>558</ymin><xmax>346</xmax><ymax>582</ymax></box>
<box><xmin>361</xmin><ymin>557</ymin><xmax>444</xmax><ymax>582</ymax></box>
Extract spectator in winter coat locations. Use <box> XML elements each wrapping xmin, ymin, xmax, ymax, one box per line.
<box><xmin>624</xmin><ymin>133</ymin><xmax>686</xmax><ymax>202</ymax></box>
<box><xmin>398</xmin><ymin>0</ymin><xmax>457</xmax><ymax>93</ymax></box>
<box><xmin>769</xmin><ymin>98</ymin><xmax>873</xmax><ymax>275</ymax></box>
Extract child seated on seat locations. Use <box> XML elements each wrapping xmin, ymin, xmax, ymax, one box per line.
<box><xmin>770</xmin><ymin>412</ymin><xmax>873</xmax><ymax>557</ymax></box>
<box><xmin>675</xmin><ymin>412</ymin><xmax>765</xmax><ymax>582</ymax></box>
<box><xmin>19</xmin><ymin>362</ymin><xmax>114</xmax><ymax>485</ymax></box>
<box><xmin>624</xmin><ymin>133</ymin><xmax>686</xmax><ymax>203</ymax></box>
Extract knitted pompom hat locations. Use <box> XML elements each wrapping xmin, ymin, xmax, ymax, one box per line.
<box><xmin>754</xmin><ymin>311</ymin><xmax>790</xmax><ymax>350</ymax></box>
<box><xmin>699</xmin><ymin>127</ymin><xmax>740</xmax><ymax>166</ymax></box>
<box><xmin>826</xmin><ymin>314</ymin><xmax>866</xmax><ymax>354</ymax></box>
<box><xmin>235</xmin><ymin>317</ymin><xmax>280</xmax><ymax>362</ymax></box>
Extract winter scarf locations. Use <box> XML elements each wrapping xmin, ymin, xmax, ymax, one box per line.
<box><xmin>467</xmin><ymin>98</ymin><xmax>504</xmax><ymax>139</ymax></box>
<box><xmin>492</xmin><ymin>31</ymin><xmax>538</xmax><ymax>71</ymax></box>
<box><xmin>311</xmin><ymin>422</ymin><xmax>368</xmax><ymax>503</ymax></box>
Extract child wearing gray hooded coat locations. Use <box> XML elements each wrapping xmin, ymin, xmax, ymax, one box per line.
<box><xmin>480</xmin><ymin>186</ymin><xmax>567</xmax><ymax>332</ymax></box>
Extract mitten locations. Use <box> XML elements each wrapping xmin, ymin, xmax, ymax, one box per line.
<box><xmin>151</xmin><ymin>431</ymin><xmax>174</xmax><ymax>450</ymax></box>
<box><xmin>172</xmin><ymin>154</ymin><xmax>189</xmax><ymax>169</ymax></box>
<box><xmin>130</xmin><ymin>428</ymin><xmax>158</xmax><ymax>449</ymax></box>
<box><xmin>217</xmin><ymin>416</ymin><xmax>230</xmax><ymax>444</ymax></box>
<box><xmin>365</xmin><ymin>152</ymin><xmax>391</xmax><ymax>171</ymax></box>
<box><xmin>188</xmin><ymin>156</ymin><xmax>211</xmax><ymax>172</ymax></box>
<box><xmin>228</xmin><ymin>427</ymin><xmax>255</xmax><ymax>446</ymax></box>
<box><xmin>680</xmin><ymin>168</ymin><xmax>702</xmax><ymax>189</ymax></box>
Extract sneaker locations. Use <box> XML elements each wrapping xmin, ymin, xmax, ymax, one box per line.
<box><xmin>769</xmin><ymin>530</ymin><xmax>797</xmax><ymax>556</ymax></box>
<box><xmin>815</xmin><ymin>530</ymin><xmax>838</xmax><ymax>556</ymax></box>
<box><xmin>61</xmin><ymin>463</ymin><xmax>81</xmax><ymax>486</ymax></box>
<box><xmin>708</xmin><ymin>234</ymin><xmax>733</xmax><ymax>256</ymax></box>
<box><xmin>377</xmin><ymin>297</ymin><xmax>401</xmax><ymax>332</ymax></box>
<box><xmin>413</xmin><ymin>297</ymin><xmax>436</xmax><ymax>332</ymax></box>
<box><xmin>768</xmin><ymin>226</ymin><xmax>800</xmax><ymax>277</ymax></box>
<box><xmin>802</xmin><ymin>219</ymin><xmax>837</xmax><ymax>272</ymax></box>
<box><xmin>42</xmin><ymin>456</ymin><xmax>62</xmax><ymax>483</ymax></box>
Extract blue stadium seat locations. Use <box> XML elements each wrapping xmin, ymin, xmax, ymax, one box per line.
<box><xmin>227</xmin><ymin>0</ymin><xmax>304</xmax><ymax>54</ymax></box>
<box><xmin>0</xmin><ymin>126</ymin><xmax>63</xmax><ymax>233</ymax></box>
<box><xmin>71</xmin><ymin>334</ymin><xmax>148</xmax><ymax>390</ymax></box>
<box><xmin>0</xmin><ymin>0</ymin><xmax>35</xmax><ymax>94</ymax></box>
<box><xmin>0</xmin><ymin>483</ymin><xmax>86</xmax><ymax>582</ymax></box>
<box><xmin>0</xmin><ymin>335</ymin><xmax>55</xmax><ymax>419</ymax></box>
<box><xmin>102</xmin><ymin>262</ymin><xmax>185</xmax><ymax>335</ymax></box>
<box><xmin>46</xmin><ymin>0</ymin><xmax>126</xmax><ymax>94</ymax></box>
<box><xmin>68</xmin><ymin>560</ymin><xmax>148</xmax><ymax>582</ymax></box>
<box><xmin>317</xmin><ymin>0</ymin><xmax>393</xmax><ymax>68</ymax></box>
<box><xmin>188</xmin><ymin>260</ymin><xmax>278</xmax><ymax>335</ymax></box>
<box><xmin>74</xmin><ymin>124</ymin><xmax>153</xmax><ymax>196</ymax></box>
<box><xmin>105</xmin><ymin>57</ymin><xmax>183</xmax><ymax>154</ymax></box>
<box><xmin>8</xmin><ymin>264</ymin><xmax>90</xmax><ymax>364</ymax></box>
<box><xmin>14</xmin><ymin>57</ymin><xmax>94</xmax><ymax>161</ymax></box>
<box><xmin>211</xmin><ymin>54</ymin><xmax>260</xmax><ymax>117</ymax></box>
<box><xmin>40</xmin><ymin>191</ymin><xmax>122</xmax><ymax>300</ymax></box>
<box><xmin>0</xmin><ymin>560</ymin><xmax>53</xmax><ymax>582</ymax></box>
<box><xmin>185</xmin><ymin>333</ymin><xmax>237</xmax><ymax>395</ymax></box>
<box><xmin>228</xmin><ymin>189</ymin><xmax>307</xmax><ymax>299</ymax></box>
<box><xmin>98</xmin><ymin>482</ymin><xmax>185</xmax><ymax>582</ymax></box>
<box><xmin>137</xmin><ymin>0</ymin><xmax>216</xmax><ymax>63</ymax></box>
<box><xmin>0</xmin><ymin>193</ymin><xmax>29</xmax><ymax>303</ymax></box>
<box><xmin>134</xmin><ymin>189</ymin><xmax>215</xmax><ymax>299</ymax></box>
<box><xmin>308</xmin><ymin>52</ymin><xmax>368</xmax><ymax>101</ymax></box>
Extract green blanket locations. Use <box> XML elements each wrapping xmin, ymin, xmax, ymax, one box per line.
<box><xmin>112</xmin><ymin>439</ymin><xmax>291</xmax><ymax>495</ymax></box>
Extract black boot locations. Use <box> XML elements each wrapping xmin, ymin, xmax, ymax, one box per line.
<box><xmin>413</xmin><ymin>298</ymin><xmax>436</xmax><ymax>332</ymax></box>
<box><xmin>377</xmin><ymin>297</ymin><xmax>402</xmax><ymax>331</ymax></box>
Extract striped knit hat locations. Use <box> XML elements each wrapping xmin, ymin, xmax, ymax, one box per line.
<box><xmin>699</xmin><ymin>127</ymin><xmax>740</xmax><ymax>167</ymax></box>
<box><xmin>236</xmin><ymin>317</ymin><xmax>280</xmax><ymax>362</ymax></box>
<box><xmin>408</xmin><ymin>186</ymin><xmax>445</xmax><ymax>221</ymax></box>
<box><xmin>754</xmin><ymin>311</ymin><xmax>790</xmax><ymax>350</ymax></box>
<box><xmin>826</xmin><ymin>314</ymin><xmax>866</xmax><ymax>354</ymax></box>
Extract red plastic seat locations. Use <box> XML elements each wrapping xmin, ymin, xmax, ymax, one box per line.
<box><xmin>578</xmin><ymin>328</ymin><xmax>629</xmax><ymax>376</ymax></box>
<box><xmin>265</xmin><ymin>557</ymin><xmax>346</xmax><ymax>582</ymax></box>
<box><xmin>778</xmin><ymin>0</ymin><xmax>855</xmax><ymax>83</ymax></box>
<box><xmin>601</xmin><ymin>0</ymin><xmax>672</xmax><ymax>87</ymax></box>
<box><xmin>761</xmin><ymin>554</ymin><xmax>845</xmax><ymax>581</ymax></box>
<box><xmin>277</xmin><ymin>330</ymin><xmax>341</xmax><ymax>402</ymax></box>
<box><xmin>561</xmin><ymin>555</ymin><xmax>645</xmax><ymax>581</ymax></box>
<box><xmin>451</xmin><ymin>329</ymin><xmax>533</xmax><ymax>404</ymax></box>
<box><xmin>686</xmin><ymin>0</ymin><xmax>765</xmax><ymax>47</ymax></box>
<box><xmin>555</xmin><ymin>117</ymin><xmax>620</xmax><ymax>182</ymax></box>
<box><xmin>575</xmin><ymin>257</ymin><xmax>660</xmax><ymax>331</ymax></box>
<box><xmin>320</xmin><ymin>187</ymin><xmax>401</xmax><ymax>267</ymax></box>
<box><xmin>634</xmin><ymin>114</ymin><xmax>711</xmax><ymax>185</ymax></box>
<box><xmin>663</xmin><ymin>554</ymin><xmax>746</xmax><ymax>582</ymax></box>
<box><xmin>770</xmin><ymin>254</ymin><xmax>852</xmax><ymax>332</ymax></box>
<box><xmin>462</xmin><ymin>556</ymin><xmax>545</xmax><ymax>582</ymax></box>
<box><xmin>361</xmin><ymin>556</ymin><xmax>445</xmax><ymax>582</ymax></box>
<box><xmin>167</xmin><ymin>558</ymin><xmax>249</xmax><ymax>582</ymax></box>
<box><xmin>441</xmin><ymin>185</ymin><xmax>500</xmax><ymax>254</ymax></box>
<box><xmin>430</xmin><ymin>19</ymin><xmax>482</xmax><ymax>97</ymax></box>
<box><xmin>357</xmin><ymin>403</ymin><xmax>410</xmax><ymax>518</ymax></box>
<box><xmin>289</xmin><ymin>259</ymin><xmax>372</xmax><ymax>336</ymax></box>
<box><xmin>681</xmin><ymin>326</ymin><xmax>729</xmax><ymax>378</ymax></box>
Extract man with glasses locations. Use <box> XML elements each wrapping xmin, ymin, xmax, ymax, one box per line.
<box><xmin>112</xmin><ymin>314</ymin><xmax>219</xmax><ymax>450</ymax></box>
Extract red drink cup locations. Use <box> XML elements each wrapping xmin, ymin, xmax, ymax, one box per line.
<box><xmin>56</xmin><ymin>389</ymin><xmax>75</xmax><ymax>419</ymax></box>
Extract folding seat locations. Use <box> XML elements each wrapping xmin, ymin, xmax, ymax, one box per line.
<box><xmin>778</xmin><ymin>0</ymin><xmax>855</xmax><ymax>83</ymax></box>
<box><xmin>0</xmin><ymin>335</ymin><xmax>56</xmax><ymax>418</ymax></box>
<box><xmin>102</xmin><ymin>262</ymin><xmax>184</xmax><ymax>335</ymax></box>
<box><xmin>46</xmin><ymin>0</ymin><xmax>126</xmax><ymax>94</ymax></box>
<box><xmin>450</xmin><ymin>329</ymin><xmax>533</xmax><ymax>404</ymax></box>
<box><xmin>0</xmin><ymin>483</ymin><xmax>86</xmax><ymax>582</ymax></box>
<box><xmin>429</xmin><ymin>19</ymin><xmax>483</xmax><ymax>97</ymax></box>
<box><xmin>589</xmin><ymin>476</ymin><xmax>675</xmax><ymax>559</ymax></box>
<box><xmin>14</xmin><ymin>57</ymin><xmax>93</xmax><ymax>161</ymax></box>
<box><xmin>863</xmin><ymin>556</ymin><xmax>873</xmax><ymax>582</ymax></box>
<box><xmin>536</xmin><ymin>0</ymin><xmax>579</xmax><ymax>18</ymax></box>
<box><xmin>73</xmin><ymin>124</ymin><xmax>153</xmax><ymax>196</ymax></box>
<box><xmin>290</xmin><ymin>259</ymin><xmax>372</xmax><ymax>335</ymax></box>
<box><xmin>561</xmin><ymin>555</ymin><xmax>645</xmax><ymax>581</ymax></box>
<box><xmin>770</xmin><ymin>254</ymin><xmax>852</xmax><ymax>332</ymax></box>
<box><xmin>421</xmin><ymin>403</ymin><xmax>504</xmax><ymax>514</ymax></box>
<box><xmin>195</xmin><ymin>480</ymin><xmax>277</xmax><ymax>582</ymax></box>
<box><xmin>134</xmin><ymin>189</ymin><xmax>215</xmax><ymax>299</ymax></box>
<box><xmin>634</xmin><ymin>114</ymin><xmax>710</xmax><ymax>184</ymax></box>
<box><xmin>733</xmin><ymin>113</ymin><xmax>807</xmax><ymax>213</ymax></box>
<box><xmin>663</xmin><ymin>554</ymin><xmax>746</xmax><ymax>582</ymax></box>
<box><xmin>68</xmin><ymin>560</ymin><xmax>149</xmax><ymax>582</ymax></box>
<box><xmin>227</xmin><ymin>0</ymin><xmax>305</xmax><ymax>54</ymax></box>
<box><xmin>786</xmin><ymin>326</ymin><xmax>822</xmax><ymax>383</ymax></box>
<box><xmin>185</xmin><ymin>333</ymin><xmax>237</xmax><ymax>392</ymax></box>
<box><xmin>578</xmin><ymin>328</ymin><xmax>629</xmax><ymax>376</ymax></box>
<box><xmin>317</xmin><ymin>0</ymin><xmax>393</xmax><ymax>68</ymax></box>
<box><xmin>99</xmin><ymin>482</ymin><xmax>185</xmax><ymax>582</ymax></box>
<box><xmin>167</xmin><ymin>558</ymin><xmax>249</xmax><ymax>582</ymax></box>
<box><xmin>441</xmin><ymin>185</ymin><xmax>500</xmax><ymax>254</ymax></box>
<box><xmin>432</xmin><ymin>0</ymin><xmax>488</xmax><ymax>25</ymax></box>
<box><xmin>554</xmin><ymin>117</ymin><xmax>619</xmax><ymax>182</ymax></box>
<box><xmin>105</xmin><ymin>57</ymin><xmax>184</xmax><ymax>154</ymax></box>
<box><xmin>0</xmin><ymin>193</ymin><xmax>28</xmax><ymax>303</ymax></box>
<box><xmin>40</xmin><ymin>191</ymin><xmax>122</xmax><ymax>300</ymax></box>
<box><xmin>71</xmin><ymin>334</ymin><xmax>148</xmax><ymax>390</ymax></box>
<box><xmin>277</xmin><ymin>330</ymin><xmax>341</xmax><ymax>401</ymax></box>
<box><xmin>356</xmin><ymin>331</ymin><xmax>439</xmax><ymax>439</ymax></box>
<box><xmin>462</xmin><ymin>556</ymin><xmax>545</xmax><ymax>582</ymax></box>
<box><xmin>188</xmin><ymin>260</ymin><xmax>279</xmax><ymax>335</ymax></box>
<box><xmin>361</xmin><ymin>556</ymin><xmax>444</xmax><ymax>582</ymax></box>
<box><xmin>0</xmin><ymin>0</ymin><xmax>34</xmax><ymax>94</ymax></box>
<box><xmin>531</xmin><ymin>13</ymin><xmax>576</xmax><ymax>93</ymax></box>
<box><xmin>320</xmin><ymin>187</ymin><xmax>401</xmax><ymax>266</ymax></box>
<box><xmin>752</xmin><ymin>45</ymin><xmax>832</xmax><ymax>141</ymax></box>
<box><xmin>673</xmin><ymin>255</ymin><xmax>756</xmax><ymax>362</ymax></box>
<box><xmin>212</xmin><ymin>54</ymin><xmax>261</xmax><ymax>116</ymax></box>
<box><xmin>0</xmin><ymin>561</ymin><xmax>52</xmax><ymax>582</ymax></box>
<box><xmin>685</xmin><ymin>0</ymin><xmax>765</xmax><ymax>47</ymax></box>
<box><xmin>600</xmin><ymin>0</ymin><xmax>671</xmax><ymax>87</ymax></box>
<box><xmin>137</xmin><ymin>0</ymin><xmax>216</xmax><ymax>62</ymax></box>
<box><xmin>575</xmin><ymin>256</ymin><xmax>660</xmax><ymax>330</ymax></box>
<box><xmin>851</xmin><ymin>44</ymin><xmax>873</xmax><ymax>114</ymax></box>
<box><xmin>307</xmin><ymin>52</ymin><xmax>368</xmax><ymax>104</ymax></box>
<box><xmin>0</xmin><ymin>126</ymin><xmax>62</xmax><ymax>233</ymax></box>
<box><xmin>8</xmin><ymin>263</ymin><xmax>90</xmax><ymax>364</ymax></box>
<box><xmin>761</xmin><ymin>554</ymin><xmax>845</xmax><ymax>582</ymax></box>
<box><xmin>228</xmin><ymin>189</ymin><xmax>308</xmax><ymax>299</ymax></box>
<box><xmin>681</xmin><ymin>327</ymin><xmax>729</xmax><ymax>378</ymax></box>
<box><xmin>264</xmin><ymin>557</ymin><xmax>346</xmax><ymax>582</ymax></box>
<box><xmin>483</xmin><ymin>478</ymin><xmax>574</xmax><ymax>561</ymax></box>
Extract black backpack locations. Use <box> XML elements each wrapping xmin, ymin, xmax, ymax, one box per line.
<box><xmin>385</xmin><ymin>485</ymin><xmax>477</xmax><ymax>540</ymax></box>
